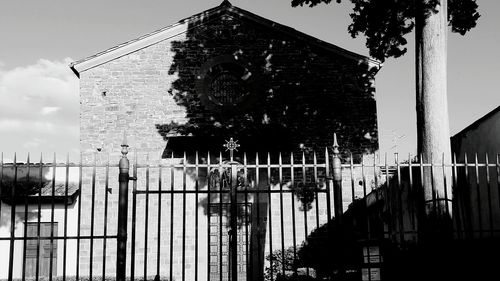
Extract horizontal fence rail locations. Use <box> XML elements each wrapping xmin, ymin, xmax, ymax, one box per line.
<box><xmin>0</xmin><ymin>150</ymin><xmax>499</xmax><ymax>281</ymax></box>
<box><xmin>0</xmin><ymin>152</ymin><xmax>119</xmax><ymax>281</ymax></box>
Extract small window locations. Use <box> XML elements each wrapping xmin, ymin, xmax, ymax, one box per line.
<box><xmin>25</xmin><ymin>222</ymin><xmax>58</xmax><ymax>278</ymax></box>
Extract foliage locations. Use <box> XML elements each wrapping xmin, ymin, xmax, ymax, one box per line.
<box><xmin>264</xmin><ymin>247</ymin><xmax>300</xmax><ymax>281</ymax></box>
<box><xmin>291</xmin><ymin>0</ymin><xmax>480</xmax><ymax>62</ymax></box>
<box><xmin>291</xmin><ymin>181</ymin><xmax>320</xmax><ymax>211</ymax></box>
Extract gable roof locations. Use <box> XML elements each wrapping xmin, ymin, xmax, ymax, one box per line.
<box><xmin>69</xmin><ymin>1</ymin><xmax>380</xmax><ymax>77</ymax></box>
<box><xmin>451</xmin><ymin>105</ymin><xmax>500</xmax><ymax>140</ymax></box>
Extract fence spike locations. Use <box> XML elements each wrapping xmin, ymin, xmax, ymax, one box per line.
<box><xmin>332</xmin><ymin>133</ymin><xmax>339</xmax><ymax>154</ymax></box>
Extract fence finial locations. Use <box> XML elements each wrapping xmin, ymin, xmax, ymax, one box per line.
<box><xmin>332</xmin><ymin>133</ymin><xmax>340</xmax><ymax>154</ymax></box>
<box><xmin>121</xmin><ymin>132</ymin><xmax>129</xmax><ymax>158</ymax></box>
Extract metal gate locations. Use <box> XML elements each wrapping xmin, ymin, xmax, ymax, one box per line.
<box><xmin>120</xmin><ymin>138</ymin><xmax>339</xmax><ymax>281</ymax></box>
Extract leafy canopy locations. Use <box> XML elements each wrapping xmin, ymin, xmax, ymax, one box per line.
<box><xmin>291</xmin><ymin>0</ymin><xmax>480</xmax><ymax>62</ymax></box>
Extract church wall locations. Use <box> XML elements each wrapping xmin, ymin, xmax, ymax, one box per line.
<box><xmin>79</xmin><ymin>15</ymin><xmax>378</xmax><ymax>162</ymax></box>
<box><xmin>77</xmin><ymin>13</ymin><xmax>379</xmax><ymax>279</ymax></box>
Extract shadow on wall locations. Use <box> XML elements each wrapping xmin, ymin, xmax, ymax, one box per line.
<box><xmin>0</xmin><ymin>165</ymin><xmax>79</xmax><ymax>228</ymax></box>
<box><xmin>285</xmin><ymin>162</ymin><xmax>500</xmax><ymax>280</ymax></box>
<box><xmin>155</xmin><ymin>5</ymin><xmax>378</xmax><ymax>159</ymax></box>
<box><xmin>154</xmin><ymin>5</ymin><xmax>379</xmax><ymax>280</ymax></box>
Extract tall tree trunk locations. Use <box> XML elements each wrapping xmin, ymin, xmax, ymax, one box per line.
<box><xmin>416</xmin><ymin>0</ymin><xmax>453</xmax><ymax>237</ymax></box>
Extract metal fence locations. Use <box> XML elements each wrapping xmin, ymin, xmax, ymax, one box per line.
<box><xmin>1</xmin><ymin>141</ymin><xmax>499</xmax><ymax>281</ymax></box>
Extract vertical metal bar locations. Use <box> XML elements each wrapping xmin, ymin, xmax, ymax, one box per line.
<box><xmin>373</xmin><ymin>153</ymin><xmax>379</xmax><ymax>191</ymax></box>
<box><xmin>169</xmin><ymin>152</ymin><xmax>174</xmax><ymax>281</ymax></box>
<box><xmin>485</xmin><ymin>154</ymin><xmax>493</xmax><ymax>237</ymax></box>
<box><xmin>64</xmin><ymin>154</ymin><xmax>70</xmax><ymax>281</ymax></box>
<box><xmin>385</xmin><ymin>153</ymin><xmax>391</xmax><ymax>238</ymax></box>
<box><xmin>301</xmin><ymin>152</ymin><xmax>309</xmax><ymax>277</ymax></box>
<box><xmin>194</xmin><ymin>151</ymin><xmax>199</xmax><ymax>281</ymax></box>
<box><xmin>8</xmin><ymin>153</ymin><xmax>17</xmax><ymax>281</ymax></box>
<box><xmin>418</xmin><ymin>154</ymin><xmax>425</xmax><ymax>237</ymax></box>
<box><xmin>361</xmin><ymin>155</ymin><xmax>370</xmax><ymax>240</ymax></box>
<box><xmin>102</xmin><ymin>153</ymin><xmax>110</xmax><ymax>281</ymax></box>
<box><xmin>430</xmin><ymin>154</ymin><xmax>438</xmax><ymax>219</ymax></box>
<box><xmin>408</xmin><ymin>154</ymin><xmax>416</xmax><ymax>232</ymax></box>
<box><xmin>89</xmin><ymin>153</ymin><xmax>96</xmax><ymax>280</ymax></box>
<box><xmin>313</xmin><ymin>152</ymin><xmax>319</xmax><ymax>229</ymax></box>
<box><xmin>452</xmin><ymin>153</ymin><xmax>462</xmax><ymax>239</ymax></box>
<box><xmin>206</xmin><ymin>151</ymin><xmax>211</xmax><ymax>281</ymax></box>
<box><xmin>144</xmin><ymin>154</ymin><xmax>150</xmax><ymax>281</ymax></box>
<box><xmin>279</xmin><ymin>153</ymin><xmax>285</xmax><ymax>276</ymax></box>
<box><xmin>395</xmin><ymin>154</ymin><xmax>405</xmax><ymax>242</ymax></box>
<box><xmin>76</xmin><ymin>153</ymin><xmax>82</xmax><ymax>281</ymax></box>
<box><xmin>218</xmin><ymin>152</ymin><xmax>222</xmax><ymax>281</ymax></box>
<box><xmin>325</xmin><ymin>147</ymin><xmax>332</xmax><ymax>280</ymax></box>
<box><xmin>131</xmin><ymin>150</ymin><xmax>138</xmax><ymax>281</ymax></box>
<box><xmin>22</xmin><ymin>154</ymin><xmax>30</xmax><ymax>281</ymax></box>
<box><xmin>244</xmin><ymin>152</ymin><xmax>251</xmax><ymax>281</ymax></box>
<box><xmin>182</xmin><ymin>152</ymin><xmax>187</xmax><ymax>281</ymax></box>
<box><xmin>130</xmin><ymin>149</ymin><xmax>139</xmax><ymax>281</ymax></box>
<box><xmin>230</xmin><ymin>159</ymin><xmax>238</xmax><ymax>281</ymax></box>
<box><xmin>474</xmin><ymin>153</ymin><xmax>483</xmax><ymax>237</ymax></box>
<box><xmin>267</xmin><ymin>152</ymin><xmax>274</xmax><ymax>281</ymax></box>
<box><xmin>290</xmin><ymin>152</ymin><xmax>297</xmax><ymax>276</ymax></box>
<box><xmin>350</xmin><ymin>154</ymin><xmax>355</xmax><ymax>203</ymax></box>
<box><xmin>442</xmin><ymin>153</ymin><xmax>450</xmax><ymax>218</ymax></box>
<box><xmin>49</xmin><ymin>153</ymin><xmax>56</xmax><ymax>281</ymax></box>
<box><xmin>256</xmin><ymin>152</ymin><xmax>262</xmax><ymax>277</ymax></box>
<box><xmin>156</xmin><ymin>155</ymin><xmax>162</xmax><ymax>280</ymax></box>
<box><xmin>464</xmin><ymin>153</ymin><xmax>472</xmax><ymax>238</ymax></box>
<box><xmin>325</xmin><ymin>148</ymin><xmax>332</xmax><ymax>224</ymax></box>
<box><xmin>117</xmin><ymin>139</ymin><xmax>130</xmax><ymax>281</ymax></box>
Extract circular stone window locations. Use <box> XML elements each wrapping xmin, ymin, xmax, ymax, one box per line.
<box><xmin>196</xmin><ymin>55</ymin><xmax>257</xmax><ymax>110</ymax></box>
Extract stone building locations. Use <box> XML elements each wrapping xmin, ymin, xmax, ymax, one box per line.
<box><xmin>67</xmin><ymin>1</ymin><xmax>381</xmax><ymax>280</ymax></box>
<box><xmin>451</xmin><ymin>105</ymin><xmax>500</xmax><ymax>238</ymax></box>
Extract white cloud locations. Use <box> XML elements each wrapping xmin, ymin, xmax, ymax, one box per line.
<box><xmin>0</xmin><ymin>119</ymin><xmax>22</xmax><ymax>131</ymax></box>
<box><xmin>0</xmin><ymin>59</ymin><xmax>79</xmax><ymax>158</ymax></box>
<box><xmin>23</xmin><ymin>138</ymin><xmax>45</xmax><ymax>149</ymax></box>
<box><xmin>41</xmin><ymin>106</ymin><xmax>60</xmax><ymax>115</ymax></box>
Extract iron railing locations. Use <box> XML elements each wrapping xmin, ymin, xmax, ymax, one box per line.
<box><xmin>1</xmin><ymin>143</ymin><xmax>499</xmax><ymax>280</ymax></box>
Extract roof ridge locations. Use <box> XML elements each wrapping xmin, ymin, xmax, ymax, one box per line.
<box><xmin>70</xmin><ymin>2</ymin><xmax>380</xmax><ymax>77</ymax></box>
<box><xmin>452</xmin><ymin>105</ymin><xmax>500</xmax><ymax>138</ymax></box>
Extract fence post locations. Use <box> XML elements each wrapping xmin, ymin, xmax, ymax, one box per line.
<box><xmin>117</xmin><ymin>135</ymin><xmax>130</xmax><ymax>281</ymax></box>
<box><xmin>330</xmin><ymin>133</ymin><xmax>345</xmax><ymax>280</ymax></box>
<box><xmin>331</xmin><ymin>133</ymin><xmax>343</xmax><ymax>224</ymax></box>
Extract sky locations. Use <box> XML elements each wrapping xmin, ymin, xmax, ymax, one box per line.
<box><xmin>0</xmin><ymin>0</ymin><xmax>498</xmax><ymax>162</ymax></box>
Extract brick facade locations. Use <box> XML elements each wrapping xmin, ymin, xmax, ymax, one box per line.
<box><xmin>72</xmin><ymin>2</ymin><xmax>380</xmax><ymax>279</ymax></box>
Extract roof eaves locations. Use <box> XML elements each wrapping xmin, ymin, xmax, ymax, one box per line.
<box><xmin>70</xmin><ymin>1</ymin><xmax>381</xmax><ymax>77</ymax></box>
<box><xmin>69</xmin><ymin>4</ymin><xmax>229</xmax><ymax>77</ymax></box>
<box><xmin>451</xmin><ymin>105</ymin><xmax>500</xmax><ymax>140</ymax></box>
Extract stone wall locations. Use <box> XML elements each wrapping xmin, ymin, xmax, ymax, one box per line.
<box><xmin>76</xmin><ymin>9</ymin><xmax>379</xmax><ymax>279</ymax></box>
<box><xmin>79</xmin><ymin>13</ymin><xmax>378</xmax><ymax>163</ymax></box>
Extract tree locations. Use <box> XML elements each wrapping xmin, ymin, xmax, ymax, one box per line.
<box><xmin>292</xmin><ymin>0</ymin><xmax>479</xmax><ymax>231</ymax></box>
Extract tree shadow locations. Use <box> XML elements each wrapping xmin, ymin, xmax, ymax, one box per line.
<box><xmin>0</xmin><ymin>165</ymin><xmax>78</xmax><ymax>229</ymax></box>
<box><xmin>156</xmin><ymin>3</ymin><xmax>378</xmax><ymax>161</ymax></box>
<box><xmin>155</xmin><ymin>2</ymin><xmax>379</xmax><ymax>279</ymax></box>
